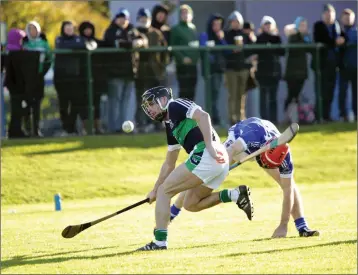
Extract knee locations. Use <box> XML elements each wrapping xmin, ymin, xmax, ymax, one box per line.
<box><xmin>183</xmin><ymin>200</ymin><xmax>200</xmax><ymax>212</ymax></box>
<box><xmin>159</xmin><ymin>184</ymin><xmax>175</xmax><ymax>199</ymax></box>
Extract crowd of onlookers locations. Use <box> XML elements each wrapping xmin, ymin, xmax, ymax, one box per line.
<box><xmin>0</xmin><ymin>3</ymin><xmax>357</xmax><ymax>138</ymax></box>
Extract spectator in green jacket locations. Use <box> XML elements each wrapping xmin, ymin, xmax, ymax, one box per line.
<box><xmin>170</xmin><ymin>4</ymin><xmax>199</xmax><ymax>100</ymax></box>
<box><xmin>22</xmin><ymin>21</ymin><xmax>52</xmax><ymax>137</ymax></box>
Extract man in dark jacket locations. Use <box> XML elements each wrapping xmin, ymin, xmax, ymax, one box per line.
<box><xmin>339</xmin><ymin>9</ymin><xmax>357</xmax><ymax>121</ymax></box>
<box><xmin>225</xmin><ymin>11</ymin><xmax>252</xmax><ymax>124</ymax></box>
<box><xmin>170</xmin><ymin>4</ymin><xmax>199</xmax><ymax>100</ymax></box>
<box><xmin>54</xmin><ymin>21</ymin><xmax>87</xmax><ymax>136</ymax></box>
<box><xmin>312</xmin><ymin>4</ymin><xmax>346</xmax><ymax>122</ymax></box>
<box><xmin>256</xmin><ymin>16</ymin><xmax>284</xmax><ymax>123</ymax></box>
<box><xmin>79</xmin><ymin>21</ymin><xmax>106</xmax><ymax>134</ymax></box>
<box><xmin>199</xmin><ymin>13</ymin><xmax>227</xmax><ymax>125</ymax></box>
<box><xmin>103</xmin><ymin>8</ymin><xmax>146</xmax><ymax>133</ymax></box>
<box><xmin>151</xmin><ymin>4</ymin><xmax>171</xmax><ymax>43</ymax></box>
<box><xmin>135</xmin><ymin>8</ymin><xmax>169</xmax><ymax>132</ymax></box>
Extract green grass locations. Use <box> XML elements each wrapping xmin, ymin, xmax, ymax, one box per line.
<box><xmin>1</xmin><ymin>122</ymin><xmax>357</xmax><ymax>274</ymax></box>
<box><xmin>2</xmin><ymin>122</ymin><xmax>357</xmax><ymax>205</ymax></box>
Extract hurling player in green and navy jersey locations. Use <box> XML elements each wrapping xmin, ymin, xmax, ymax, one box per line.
<box><xmin>137</xmin><ymin>86</ymin><xmax>254</xmax><ymax>251</ymax></box>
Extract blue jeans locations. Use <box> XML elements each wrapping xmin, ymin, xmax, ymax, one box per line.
<box><xmin>209</xmin><ymin>73</ymin><xmax>223</xmax><ymax>125</ymax></box>
<box><xmin>107</xmin><ymin>79</ymin><xmax>134</xmax><ymax>132</ymax></box>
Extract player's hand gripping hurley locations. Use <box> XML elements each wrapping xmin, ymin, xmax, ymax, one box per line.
<box><xmin>61</xmin><ymin>123</ymin><xmax>300</xmax><ymax>239</ymax></box>
<box><xmin>229</xmin><ymin>123</ymin><xmax>300</xmax><ymax>170</ymax></box>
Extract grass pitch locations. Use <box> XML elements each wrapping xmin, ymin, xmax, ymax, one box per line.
<box><xmin>1</xmin><ymin>122</ymin><xmax>357</xmax><ymax>274</ymax></box>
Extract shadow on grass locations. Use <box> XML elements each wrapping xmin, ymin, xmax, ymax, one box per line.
<box><xmin>2</xmin><ymin>122</ymin><xmax>356</xmax><ymax>156</ymax></box>
<box><xmin>2</xmin><ymin>238</ymin><xmax>356</xmax><ymax>271</ymax></box>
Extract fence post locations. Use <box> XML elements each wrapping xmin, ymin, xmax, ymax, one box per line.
<box><xmin>315</xmin><ymin>44</ymin><xmax>323</xmax><ymax>122</ymax></box>
<box><xmin>86</xmin><ymin>51</ymin><xmax>94</xmax><ymax>134</ymax></box>
<box><xmin>203</xmin><ymin>47</ymin><xmax>212</xmax><ymax>115</ymax></box>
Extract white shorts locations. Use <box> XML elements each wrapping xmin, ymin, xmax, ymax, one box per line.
<box><xmin>185</xmin><ymin>143</ymin><xmax>229</xmax><ymax>190</ymax></box>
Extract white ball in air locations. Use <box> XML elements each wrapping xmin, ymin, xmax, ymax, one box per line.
<box><xmin>122</xmin><ymin>121</ymin><xmax>135</xmax><ymax>133</ymax></box>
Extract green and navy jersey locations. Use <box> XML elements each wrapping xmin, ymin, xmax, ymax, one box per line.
<box><xmin>164</xmin><ymin>98</ymin><xmax>219</xmax><ymax>154</ymax></box>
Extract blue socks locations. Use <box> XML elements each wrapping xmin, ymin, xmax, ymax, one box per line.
<box><xmin>294</xmin><ymin>217</ymin><xmax>309</xmax><ymax>232</ymax></box>
<box><xmin>170</xmin><ymin>204</ymin><xmax>181</xmax><ymax>221</ymax></box>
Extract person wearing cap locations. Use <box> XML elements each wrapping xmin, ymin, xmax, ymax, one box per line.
<box><xmin>170</xmin><ymin>4</ymin><xmax>199</xmax><ymax>101</ymax></box>
<box><xmin>312</xmin><ymin>4</ymin><xmax>346</xmax><ymax>122</ymax></box>
<box><xmin>151</xmin><ymin>4</ymin><xmax>171</xmax><ymax>43</ymax></box>
<box><xmin>339</xmin><ymin>9</ymin><xmax>357</xmax><ymax>122</ymax></box>
<box><xmin>135</xmin><ymin>8</ymin><xmax>169</xmax><ymax>133</ymax></box>
<box><xmin>103</xmin><ymin>8</ymin><xmax>146</xmax><ymax>133</ymax></box>
<box><xmin>256</xmin><ymin>15</ymin><xmax>284</xmax><ymax>123</ymax></box>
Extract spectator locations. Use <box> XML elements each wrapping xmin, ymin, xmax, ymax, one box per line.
<box><xmin>103</xmin><ymin>8</ymin><xmax>146</xmax><ymax>133</ymax></box>
<box><xmin>54</xmin><ymin>21</ymin><xmax>87</xmax><ymax>136</ymax></box>
<box><xmin>339</xmin><ymin>9</ymin><xmax>357</xmax><ymax>121</ymax></box>
<box><xmin>256</xmin><ymin>16</ymin><xmax>283</xmax><ymax>123</ymax></box>
<box><xmin>79</xmin><ymin>21</ymin><xmax>106</xmax><ymax>134</ymax></box>
<box><xmin>199</xmin><ymin>13</ymin><xmax>227</xmax><ymax>125</ymax></box>
<box><xmin>1</xmin><ymin>44</ymin><xmax>6</xmax><ymax>138</ymax></box>
<box><xmin>22</xmin><ymin>21</ymin><xmax>52</xmax><ymax>137</ymax></box>
<box><xmin>151</xmin><ymin>4</ymin><xmax>171</xmax><ymax>43</ymax></box>
<box><xmin>170</xmin><ymin>4</ymin><xmax>199</xmax><ymax>100</ymax></box>
<box><xmin>283</xmin><ymin>17</ymin><xmax>311</xmax><ymax>122</ymax></box>
<box><xmin>312</xmin><ymin>4</ymin><xmax>346</xmax><ymax>122</ymax></box>
<box><xmin>4</xmin><ymin>29</ymin><xmax>27</xmax><ymax>138</ymax></box>
<box><xmin>135</xmin><ymin>8</ymin><xmax>169</xmax><ymax>133</ymax></box>
<box><xmin>225</xmin><ymin>11</ymin><xmax>252</xmax><ymax>124</ymax></box>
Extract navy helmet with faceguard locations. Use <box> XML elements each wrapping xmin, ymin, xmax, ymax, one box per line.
<box><xmin>141</xmin><ymin>86</ymin><xmax>173</xmax><ymax>121</ymax></box>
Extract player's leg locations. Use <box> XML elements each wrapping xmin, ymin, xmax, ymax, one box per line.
<box><xmin>170</xmin><ymin>191</ymin><xmax>186</xmax><ymax>221</ymax></box>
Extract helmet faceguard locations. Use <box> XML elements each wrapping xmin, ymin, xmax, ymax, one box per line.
<box><xmin>141</xmin><ymin>86</ymin><xmax>173</xmax><ymax>122</ymax></box>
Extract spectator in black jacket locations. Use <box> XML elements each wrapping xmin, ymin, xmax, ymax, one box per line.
<box><xmin>224</xmin><ymin>11</ymin><xmax>252</xmax><ymax>124</ymax></box>
<box><xmin>312</xmin><ymin>4</ymin><xmax>345</xmax><ymax>122</ymax></box>
<box><xmin>103</xmin><ymin>8</ymin><xmax>146</xmax><ymax>133</ymax></box>
<box><xmin>256</xmin><ymin>16</ymin><xmax>283</xmax><ymax>123</ymax></box>
<box><xmin>79</xmin><ymin>21</ymin><xmax>105</xmax><ymax>134</ymax></box>
<box><xmin>54</xmin><ymin>21</ymin><xmax>87</xmax><ymax>136</ymax></box>
<box><xmin>4</xmin><ymin>28</ymin><xmax>27</xmax><ymax>138</ymax></box>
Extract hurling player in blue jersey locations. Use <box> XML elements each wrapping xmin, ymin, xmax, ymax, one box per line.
<box><xmin>137</xmin><ymin>86</ymin><xmax>254</xmax><ymax>251</ymax></box>
<box><xmin>170</xmin><ymin>117</ymin><xmax>319</xmax><ymax>238</ymax></box>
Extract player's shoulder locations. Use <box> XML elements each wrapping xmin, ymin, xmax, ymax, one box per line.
<box><xmin>169</xmin><ymin>98</ymin><xmax>194</xmax><ymax>110</ymax></box>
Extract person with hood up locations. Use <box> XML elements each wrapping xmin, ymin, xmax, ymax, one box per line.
<box><xmin>225</xmin><ymin>11</ymin><xmax>253</xmax><ymax>124</ymax></box>
<box><xmin>151</xmin><ymin>4</ymin><xmax>171</xmax><ymax>43</ymax></box>
<box><xmin>283</xmin><ymin>17</ymin><xmax>312</xmax><ymax>123</ymax></box>
<box><xmin>256</xmin><ymin>15</ymin><xmax>284</xmax><ymax>123</ymax></box>
<box><xmin>199</xmin><ymin>13</ymin><xmax>227</xmax><ymax>126</ymax></box>
<box><xmin>135</xmin><ymin>8</ymin><xmax>169</xmax><ymax>133</ymax></box>
<box><xmin>22</xmin><ymin>21</ymin><xmax>52</xmax><ymax>137</ymax></box>
<box><xmin>170</xmin><ymin>4</ymin><xmax>199</xmax><ymax>101</ymax></box>
<box><xmin>103</xmin><ymin>8</ymin><xmax>146</xmax><ymax>133</ymax></box>
<box><xmin>79</xmin><ymin>21</ymin><xmax>106</xmax><ymax>134</ymax></box>
<box><xmin>4</xmin><ymin>29</ymin><xmax>28</xmax><ymax>138</ymax></box>
<box><xmin>54</xmin><ymin>21</ymin><xmax>87</xmax><ymax>136</ymax></box>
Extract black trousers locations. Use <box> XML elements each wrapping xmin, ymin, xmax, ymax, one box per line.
<box><xmin>176</xmin><ymin>65</ymin><xmax>197</xmax><ymax>100</ymax></box>
<box><xmin>8</xmin><ymin>94</ymin><xmax>25</xmax><ymax>137</ymax></box>
<box><xmin>285</xmin><ymin>79</ymin><xmax>306</xmax><ymax>111</ymax></box>
<box><xmin>315</xmin><ymin>64</ymin><xmax>337</xmax><ymax>121</ymax></box>
<box><xmin>339</xmin><ymin>67</ymin><xmax>357</xmax><ymax>118</ymax></box>
<box><xmin>258</xmin><ymin>79</ymin><xmax>279</xmax><ymax>123</ymax></box>
<box><xmin>23</xmin><ymin>96</ymin><xmax>42</xmax><ymax>136</ymax></box>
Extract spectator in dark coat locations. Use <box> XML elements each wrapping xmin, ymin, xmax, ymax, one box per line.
<box><xmin>312</xmin><ymin>4</ymin><xmax>346</xmax><ymax>122</ymax></box>
<box><xmin>199</xmin><ymin>13</ymin><xmax>227</xmax><ymax>125</ymax></box>
<box><xmin>54</xmin><ymin>21</ymin><xmax>87</xmax><ymax>135</ymax></box>
<box><xmin>256</xmin><ymin>16</ymin><xmax>284</xmax><ymax>123</ymax></box>
<box><xmin>135</xmin><ymin>8</ymin><xmax>169</xmax><ymax>133</ymax></box>
<box><xmin>151</xmin><ymin>4</ymin><xmax>171</xmax><ymax>43</ymax></box>
<box><xmin>284</xmin><ymin>17</ymin><xmax>311</xmax><ymax>118</ymax></box>
<box><xmin>4</xmin><ymin>29</ymin><xmax>27</xmax><ymax>138</ymax></box>
<box><xmin>339</xmin><ymin>9</ymin><xmax>357</xmax><ymax>121</ymax></box>
<box><xmin>103</xmin><ymin>8</ymin><xmax>146</xmax><ymax>133</ymax></box>
<box><xmin>79</xmin><ymin>21</ymin><xmax>106</xmax><ymax>134</ymax></box>
<box><xmin>22</xmin><ymin>21</ymin><xmax>52</xmax><ymax>137</ymax></box>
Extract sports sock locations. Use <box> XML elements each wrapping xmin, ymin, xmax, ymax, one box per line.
<box><xmin>170</xmin><ymin>204</ymin><xmax>181</xmax><ymax>221</ymax></box>
<box><xmin>219</xmin><ymin>189</ymin><xmax>240</xmax><ymax>203</ymax></box>
<box><xmin>294</xmin><ymin>217</ymin><xmax>309</xmax><ymax>232</ymax></box>
<box><xmin>154</xmin><ymin>229</ymin><xmax>168</xmax><ymax>247</ymax></box>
